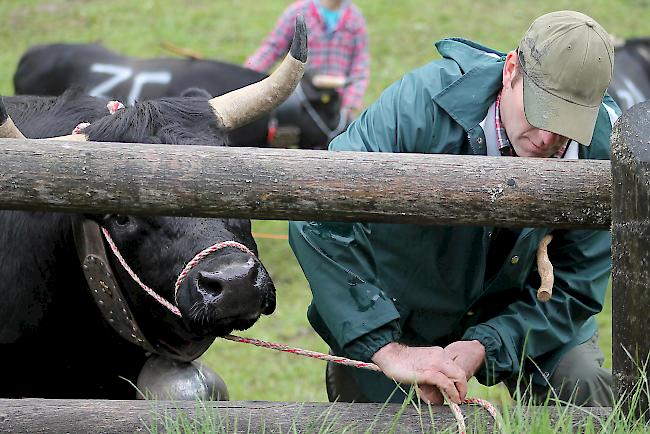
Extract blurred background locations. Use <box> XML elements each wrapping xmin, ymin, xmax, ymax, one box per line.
<box><xmin>1</xmin><ymin>0</ymin><xmax>647</xmax><ymax>402</ymax></box>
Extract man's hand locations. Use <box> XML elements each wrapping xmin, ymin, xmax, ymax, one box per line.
<box><xmin>444</xmin><ymin>340</ymin><xmax>486</xmax><ymax>380</ymax></box>
<box><xmin>371</xmin><ymin>342</ymin><xmax>468</xmax><ymax>404</ymax></box>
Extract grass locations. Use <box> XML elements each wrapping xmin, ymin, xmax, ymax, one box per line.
<box><xmin>143</xmin><ymin>368</ymin><xmax>650</xmax><ymax>433</ymax></box>
<box><xmin>0</xmin><ymin>0</ymin><xmax>641</xmax><ymax>411</ymax></box>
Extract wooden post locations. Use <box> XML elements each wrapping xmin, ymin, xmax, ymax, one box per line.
<box><xmin>0</xmin><ymin>138</ymin><xmax>611</xmax><ymax>229</ymax></box>
<box><xmin>611</xmin><ymin>101</ymin><xmax>650</xmax><ymax>413</ymax></box>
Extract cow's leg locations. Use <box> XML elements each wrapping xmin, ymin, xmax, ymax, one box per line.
<box><xmin>136</xmin><ymin>354</ymin><xmax>228</xmax><ymax>400</ymax></box>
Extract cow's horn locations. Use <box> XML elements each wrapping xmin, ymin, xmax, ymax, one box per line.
<box><xmin>209</xmin><ymin>15</ymin><xmax>308</xmax><ymax>131</ymax></box>
<box><xmin>0</xmin><ymin>97</ymin><xmax>26</xmax><ymax>139</ymax></box>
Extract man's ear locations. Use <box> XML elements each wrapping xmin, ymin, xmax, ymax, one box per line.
<box><xmin>502</xmin><ymin>50</ymin><xmax>518</xmax><ymax>88</ymax></box>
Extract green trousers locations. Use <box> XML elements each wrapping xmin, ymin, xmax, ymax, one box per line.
<box><xmin>326</xmin><ymin>333</ymin><xmax>613</xmax><ymax>407</ymax></box>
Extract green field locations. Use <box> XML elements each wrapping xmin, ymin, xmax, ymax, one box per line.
<box><xmin>0</xmin><ymin>0</ymin><xmax>643</xmax><ymax>405</ymax></box>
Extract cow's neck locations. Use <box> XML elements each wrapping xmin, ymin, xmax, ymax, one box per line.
<box><xmin>0</xmin><ymin>212</ymin><xmax>87</xmax><ymax>344</ymax></box>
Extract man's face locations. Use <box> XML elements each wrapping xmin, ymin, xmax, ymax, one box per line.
<box><xmin>500</xmin><ymin>51</ymin><xmax>570</xmax><ymax>158</ymax></box>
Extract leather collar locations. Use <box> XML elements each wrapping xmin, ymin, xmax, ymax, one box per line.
<box><xmin>73</xmin><ymin>218</ymin><xmax>214</xmax><ymax>362</ymax></box>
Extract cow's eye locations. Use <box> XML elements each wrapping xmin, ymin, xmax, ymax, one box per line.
<box><xmin>114</xmin><ymin>215</ymin><xmax>130</xmax><ymax>226</ymax></box>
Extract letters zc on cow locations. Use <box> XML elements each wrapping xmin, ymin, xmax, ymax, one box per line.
<box><xmin>13</xmin><ymin>14</ymin><xmax>340</xmax><ymax>149</ymax></box>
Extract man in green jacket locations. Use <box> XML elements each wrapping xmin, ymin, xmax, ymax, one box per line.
<box><xmin>289</xmin><ymin>11</ymin><xmax>620</xmax><ymax>406</ymax></box>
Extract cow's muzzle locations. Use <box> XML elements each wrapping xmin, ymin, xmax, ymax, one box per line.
<box><xmin>177</xmin><ymin>252</ymin><xmax>276</xmax><ymax>335</ymax></box>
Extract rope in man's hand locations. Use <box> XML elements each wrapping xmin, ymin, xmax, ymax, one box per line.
<box><xmin>222</xmin><ymin>235</ymin><xmax>558</xmax><ymax>432</ymax></box>
<box><xmin>223</xmin><ymin>334</ymin><xmax>503</xmax><ymax>434</ymax></box>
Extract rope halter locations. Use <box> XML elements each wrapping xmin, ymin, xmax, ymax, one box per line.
<box><xmin>72</xmin><ymin>100</ymin><xmax>125</xmax><ymax>135</ymax></box>
<box><xmin>100</xmin><ymin>226</ymin><xmax>255</xmax><ymax>318</ymax></box>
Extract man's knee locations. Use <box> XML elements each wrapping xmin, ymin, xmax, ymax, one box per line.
<box><xmin>549</xmin><ymin>336</ymin><xmax>613</xmax><ymax>406</ymax></box>
<box><xmin>326</xmin><ymin>361</ymin><xmax>371</xmax><ymax>403</ymax></box>
<box><xmin>325</xmin><ymin>355</ymin><xmax>409</xmax><ymax>403</ymax></box>
<box><xmin>506</xmin><ymin>335</ymin><xmax>613</xmax><ymax>406</ymax></box>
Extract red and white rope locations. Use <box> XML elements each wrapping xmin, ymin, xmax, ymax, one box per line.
<box><xmin>101</xmin><ymin>227</ymin><xmax>182</xmax><ymax>316</ymax></box>
<box><xmin>71</xmin><ymin>100</ymin><xmax>125</xmax><ymax>135</ymax></box>
<box><xmin>223</xmin><ymin>334</ymin><xmax>503</xmax><ymax>434</ymax></box>
<box><xmin>100</xmin><ymin>227</ymin><xmax>501</xmax><ymax>433</ymax></box>
<box><xmin>100</xmin><ymin>227</ymin><xmax>253</xmax><ymax>317</ymax></box>
<box><xmin>106</xmin><ymin>100</ymin><xmax>125</xmax><ymax>114</ymax></box>
<box><xmin>72</xmin><ymin>122</ymin><xmax>90</xmax><ymax>135</ymax></box>
<box><xmin>173</xmin><ymin>241</ymin><xmax>255</xmax><ymax>304</ymax></box>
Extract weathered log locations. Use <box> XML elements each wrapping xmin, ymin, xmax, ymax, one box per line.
<box><xmin>0</xmin><ymin>138</ymin><xmax>611</xmax><ymax>228</ymax></box>
<box><xmin>0</xmin><ymin>399</ymin><xmax>612</xmax><ymax>433</ymax></box>
<box><xmin>611</xmin><ymin>100</ymin><xmax>650</xmax><ymax>414</ymax></box>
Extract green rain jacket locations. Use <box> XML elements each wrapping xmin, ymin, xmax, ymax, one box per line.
<box><xmin>289</xmin><ymin>38</ymin><xmax>620</xmax><ymax>396</ymax></box>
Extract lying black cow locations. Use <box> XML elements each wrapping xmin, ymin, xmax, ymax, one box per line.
<box><xmin>608</xmin><ymin>38</ymin><xmax>650</xmax><ymax>111</ymax></box>
<box><xmin>0</xmin><ymin>18</ymin><xmax>307</xmax><ymax>399</ymax></box>
<box><xmin>14</xmin><ymin>41</ymin><xmax>342</xmax><ymax>149</ymax></box>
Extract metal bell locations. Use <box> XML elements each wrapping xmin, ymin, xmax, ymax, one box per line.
<box><xmin>136</xmin><ymin>354</ymin><xmax>229</xmax><ymax>401</ymax></box>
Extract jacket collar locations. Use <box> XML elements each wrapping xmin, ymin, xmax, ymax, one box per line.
<box><xmin>432</xmin><ymin>38</ymin><xmax>506</xmax><ymax>131</ymax></box>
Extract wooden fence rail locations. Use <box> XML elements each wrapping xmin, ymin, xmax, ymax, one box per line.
<box><xmin>0</xmin><ymin>399</ymin><xmax>612</xmax><ymax>433</ymax></box>
<box><xmin>0</xmin><ymin>138</ymin><xmax>611</xmax><ymax>229</ymax></box>
<box><xmin>1</xmin><ymin>98</ymin><xmax>649</xmax><ymax>420</ymax></box>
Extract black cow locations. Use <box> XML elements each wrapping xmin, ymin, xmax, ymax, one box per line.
<box><xmin>608</xmin><ymin>38</ymin><xmax>650</xmax><ymax>111</ymax></box>
<box><xmin>273</xmin><ymin>70</ymin><xmax>349</xmax><ymax>149</ymax></box>
<box><xmin>14</xmin><ymin>42</ymin><xmax>343</xmax><ymax>149</ymax></box>
<box><xmin>0</xmin><ymin>18</ymin><xmax>307</xmax><ymax>399</ymax></box>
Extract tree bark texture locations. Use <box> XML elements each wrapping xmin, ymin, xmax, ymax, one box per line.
<box><xmin>0</xmin><ymin>399</ymin><xmax>612</xmax><ymax>433</ymax></box>
<box><xmin>611</xmin><ymin>100</ymin><xmax>650</xmax><ymax>414</ymax></box>
<box><xmin>0</xmin><ymin>138</ymin><xmax>611</xmax><ymax>228</ymax></box>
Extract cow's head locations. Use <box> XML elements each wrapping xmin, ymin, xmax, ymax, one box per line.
<box><xmin>301</xmin><ymin>70</ymin><xmax>345</xmax><ymax>123</ymax></box>
<box><xmin>94</xmin><ymin>213</ymin><xmax>275</xmax><ymax>339</ymax></box>
<box><xmin>1</xmin><ymin>16</ymin><xmax>307</xmax><ymax>360</ymax></box>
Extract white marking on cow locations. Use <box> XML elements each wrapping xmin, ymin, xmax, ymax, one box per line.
<box><xmin>88</xmin><ymin>63</ymin><xmax>172</xmax><ymax>105</ymax></box>
<box><xmin>88</xmin><ymin>64</ymin><xmax>133</xmax><ymax>99</ymax></box>
<box><xmin>614</xmin><ymin>75</ymin><xmax>646</xmax><ymax>110</ymax></box>
<box><xmin>127</xmin><ymin>71</ymin><xmax>172</xmax><ymax>105</ymax></box>
<box><xmin>638</xmin><ymin>45</ymin><xmax>650</xmax><ymax>63</ymax></box>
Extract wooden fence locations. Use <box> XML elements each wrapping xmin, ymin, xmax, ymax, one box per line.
<box><xmin>611</xmin><ymin>101</ymin><xmax>650</xmax><ymax>414</ymax></box>
<box><xmin>0</xmin><ymin>139</ymin><xmax>609</xmax><ymax>228</ymax></box>
<box><xmin>0</xmin><ymin>100</ymin><xmax>648</xmax><ymax>429</ymax></box>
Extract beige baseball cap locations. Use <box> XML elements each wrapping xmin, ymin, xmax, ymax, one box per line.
<box><xmin>517</xmin><ymin>11</ymin><xmax>614</xmax><ymax>145</ymax></box>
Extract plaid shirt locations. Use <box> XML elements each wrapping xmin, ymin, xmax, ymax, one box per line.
<box><xmin>494</xmin><ymin>91</ymin><xmax>568</xmax><ymax>158</ymax></box>
<box><xmin>245</xmin><ymin>0</ymin><xmax>369</xmax><ymax>111</ymax></box>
